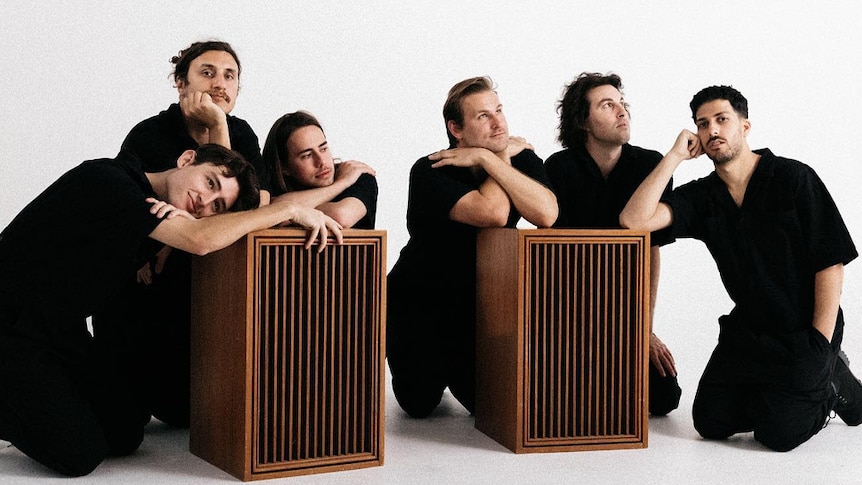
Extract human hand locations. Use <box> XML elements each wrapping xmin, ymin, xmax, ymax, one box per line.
<box><xmin>179</xmin><ymin>91</ymin><xmax>227</xmax><ymax>129</ymax></box>
<box><xmin>429</xmin><ymin>147</ymin><xmax>491</xmax><ymax>169</ymax></box>
<box><xmin>668</xmin><ymin>129</ymin><xmax>703</xmax><ymax>161</ymax></box>
<box><xmin>506</xmin><ymin>136</ymin><xmax>534</xmax><ymax>158</ymax></box>
<box><xmin>650</xmin><ymin>332</ymin><xmax>677</xmax><ymax>377</ymax></box>
<box><xmin>334</xmin><ymin>160</ymin><xmax>376</xmax><ymax>186</ymax></box>
<box><xmin>146</xmin><ymin>197</ymin><xmax>196</xmax><ymax>220</ymax></box>
<box><xmin>288</xmin><ymin>205</ymin><xmax>344</xmax><ymax>252</ymax></box>
<box><xmin>136</xmin><ymin>262</ymin><xmax>153</xmax><ymax>285</ymax></box>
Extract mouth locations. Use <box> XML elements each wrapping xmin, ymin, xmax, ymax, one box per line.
<box><xmin>707</xmin><ymin>137</ymin><xmax>725</xmax><ymax>149</ymax></box>
<box><xmin>187</xmin><ymin>193</ymin><xmax>198</xmax><ymax>214</ymax></box>
<box><xmin>316</xmin><ymin>168</ymin><xmax>333</xmax><ymax>179</ymax></box>
<box><xmin>209</xmin><ymin>91</ymin><xmax>230</xmax><ymax>104</ymax></box>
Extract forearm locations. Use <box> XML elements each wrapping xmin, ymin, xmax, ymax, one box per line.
<box><xmin>649</xmin><ymin>246</ymin><xmax>661</xmax><ymax>332</ymax></box>
<box><xmin>481</xmin><ymin>155</ymin><xmax>557</xmax><ymax>227</ymax></box>
<box><xmin>812</xmin><ymin>263</ymin><xmax>844</xmax><ymax>342</ymax></box>
<box><xmin>317</xmin><ymin>198</ymin><xmax>367</xmax><ymax>228</ymax></box>
<box><xmin>620</xmin><ymin>154</ymin><xmax>681</xmax><ymax>231</ymax></box>
<box><xmin>149</xmin><ymin>201</ymin><xmax>302</xmax><ymax>255</ymax></box>
<box><xmin>207</xmin><ymin>120</ymin><xmax>231</xmax><ymax>149</ymax></box>
<box><xmin>271</xmin><ymin>179</ymin><xmax>352</xmax><ymax>209</ymax></box>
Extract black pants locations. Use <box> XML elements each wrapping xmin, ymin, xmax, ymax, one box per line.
<box><xmin>650</xmin><ymin>362</ymin><xmax>682</xmax><ymax>416</ymax></box>
<box><xmin>386</xmin><ymin>276</ymin><xmax>476</xmax><ymax>418</ymax></box>
<box><xmin>91</xmin><ymin>249</ymin><xmax>192</xmax><ymax>428</ymax></box>
<box><xmin>0</xmin><ymin>332</ymin><xmax>143</xmax><ymax>476</ymax></box>
<box><xmin>692</xmin><ymin>323</ymin><xmax>840</xmax><ymax>452</ymax></box>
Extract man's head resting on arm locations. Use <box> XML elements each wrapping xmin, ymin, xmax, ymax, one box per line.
<box><xmin>171</xmin><ymin>143</ymin><xmax>260</xmax><ymax>215</ymax></box>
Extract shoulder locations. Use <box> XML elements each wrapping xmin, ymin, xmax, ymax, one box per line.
<box><xmin>544</xmin><ymin>148</ymin><xmax>575</xmax><ymax>168</ymax></box>
<box><xmin>226</xmin><ymin>112</ymin><xmax>256</xmax><ymax>134</ymax></box>
<box><xmin>623</xmin><ymin>144</ymin><xmax>663</xmax><ymax>165</ymax></box>
<box><xmin>756</xmin><ymin>148</ymin><xmax>821</xmax><ymax>186</ymax></box>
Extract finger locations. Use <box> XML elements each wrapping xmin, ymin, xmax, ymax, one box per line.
<box><xmin>317</xmin><ymin>224</ymin><xmax>328</xmax><ymax>253</ymax></box>
<box><xmin>330</xmin><ymin>221</ymin><xmax>344</xmax><ymax>245</ymax></box>
<box><xmin>305</xmin><ymin>226</ymin><xmax>320</xmax><ymax>250</ymax></box>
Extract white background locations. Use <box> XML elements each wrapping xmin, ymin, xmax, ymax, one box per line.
<box><xmin>2</xmin><ymin>1</ymin><xmax>861</xmax><ymax>364</ymax></box>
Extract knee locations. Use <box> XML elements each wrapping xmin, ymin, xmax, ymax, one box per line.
<box><xmin>753</xmin><ymin>426</ymin><xmax>805</xmax><ymax>452</ymax></box>
<box><xmin>42</xmin><ymin>437</ymin><xmax>108</xmax><ymax>477</ymax></box>
<box><xmin>392</xmin><ymin>380</ymin><xmax>444</xmax><ymax>418</ymax></box>
<box><xmin>693</xmin><ymin>416</ymin><xmax>733</xmax><ymax>441</ymax></box>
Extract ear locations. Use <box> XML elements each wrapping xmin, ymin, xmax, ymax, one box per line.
<box><xmin>176</xmin><ymin>149</ymin><xmax>196</xmax><ymax>168</ymax></box>
<box><xmin>742</xmin><ymin>117</ymin><xmax>752</xmax><ymax>137</ymax></box>
<box><xmin>447</xmin><ymin>120</ymin><xmax>463</xmax><ymax>143</ymax></box>
<box><xmin>175</xmin><ymin>77</ymin><xmax>187</xmax><ymax>95</ymax></box>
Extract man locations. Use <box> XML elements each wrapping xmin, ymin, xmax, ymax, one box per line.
<box><xmin>0</xmin><ymin>145</ymin><xmax>341</xmax><ymax>476</ymax></box>
<box><xmin>620</xmin><ymin>85</ymin><xmax>862</xmax><ymax>451</ymax></box>
<box><xmin>261</xmin><ymin>110</ymin><xmax>378</xmax><ymax>229</ymax></box>
<box><xmin>387</xmin><ymin>77</ymin><xmax>557</xmax><ymax>418</ymax></box>
<box><xmin>92</xmin><ymin>40</ymin><xmax>266</xmax><ymax>429</ymax></box>
<box><xmin>544</xmin><ymin>72</ymin><xmax>681</xmax><ymax>416</ymax></box>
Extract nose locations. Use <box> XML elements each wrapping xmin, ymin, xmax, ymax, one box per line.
<box><xmin>313</xmin><ymin>151</ymin><xmax>325</xmax><ymax>167</ymax></box>
<box><xmin>198</xmin><ymin>190</ymin><xmax>219</xmax><ymax>215</ymax></box>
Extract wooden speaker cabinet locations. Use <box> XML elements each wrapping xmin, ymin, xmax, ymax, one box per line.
<box><xmin>475</xmin><ymin>228</ymin><xmax>650</xmax><ymax>453</ymax></box>
<box><xmin>190</xmin><ymin>229</ymin><xmax>386</xmax><ymax>480</ymax></box>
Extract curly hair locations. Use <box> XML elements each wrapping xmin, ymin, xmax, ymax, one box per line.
<box><xmin>556</xmin><ymin>72</ymin><xmax>624</xmax><ymax>149</ymax></box>
<box><xmin>171</xmin><ymin>40</ymin><xmax>241</xmax><ymax>84</ymax></box>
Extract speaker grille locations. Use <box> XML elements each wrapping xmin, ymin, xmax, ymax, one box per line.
<box><xmin>525</xmin><ymin>239</ymin><xmax>643</xmax><ymax>444</ymax></box>
<box><xmin>253</xmin><ymin>240</ymin><xmax>382</xmax><ymax>471</ymax></box>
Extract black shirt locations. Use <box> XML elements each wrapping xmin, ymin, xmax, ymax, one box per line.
<box><xmin>120</xmin><ymin>103</ymin><xmax>265</xmax><ymax>189</ymax></box>
<box><xmin>269</xmin><ymin>167</ymin><xmax>378</xmax><ymax>229</ymax></box>
<box><xmin>0</xmin><ymin>156</ymin><xmax>162</xmax><ymax>353</ymax></box>
<box><xmin>666</xmin><ymin>148</ymin><xmax>857</xmax><ymax>334</ymax></box>
<box><xmin>391</xmin><ymin>149</ymin><xmax>551</xmax><ymax>288</ymax></box>
<box><xmin>544</xmin><ymin>143</ymin><xmax>673</xmax><ymax>246</ymax></box>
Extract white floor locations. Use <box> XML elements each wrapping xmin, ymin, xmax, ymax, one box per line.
<box><xmin>2</xmin><ymin>363</ymin><xmax>861</xmax><ymax>485</ymax></box>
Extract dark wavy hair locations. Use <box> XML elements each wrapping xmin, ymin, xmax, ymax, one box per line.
<box><xmin>689</xmin><ymin>85</ymin><xmax>749</xmax><ymax>121</ymax></box>
<box><xmin>261</xmin><ymin>111</ymin><xmax>324</xmax><ymax>194</ymax></box>
<box><xmin>556</xmin><ymin>72</ymin><xmax>624</xmax><ymax>149</ymax></box>
<box><xmin>442</xmin><ymin>76</ymin><xmax>495</xmax><ymax>148</ymax></box>
<box><xmin>171</xmin><ymin>40</ymin><xmax>241</xmax><ymax>84</ymax></box>
<box><xmin>193</xmin><ymin>144</ymin><xmax>259</xmax><ymax>211</ymax></box>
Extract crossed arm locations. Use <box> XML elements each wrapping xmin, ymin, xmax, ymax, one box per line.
<box><xmin>429</xmin><ymin>140</ymin><xmax>557</xmax><ymax>228</ymax></box>
<box><xmin>271</xmin><ymin>160</ymin><xmax>375</xmax><ymax>228</ymax></box>
<box><xmin>147</xmin><ymin>197</ymin><xmax>343</xmax><ymax>256</ymax></box>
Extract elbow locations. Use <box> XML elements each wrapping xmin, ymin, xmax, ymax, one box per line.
<box><xmin>183</xmin><ymin>234</ymin><xmax>220</xmax><ymax>257</ymax></box>
<box><xmin>485</xmin><ymin>204</ymin><xmax>511</xmax><ymax>227</ymax></box>
<box><xmin>619</xmin><ymin>211</ymin><xmax>635</xmax><ymax>229</ymax></box>
<box><xmin>326</xmin><ymin>207</ymin><xmax>363</xmax><ymax>229</ymax></box>
<box><xmin>532</xmin><ymin>206</ymin><xmax>558</xmax><ymax>228</ymax></box>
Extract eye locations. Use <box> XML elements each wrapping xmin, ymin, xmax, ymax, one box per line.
<box><xmin>214</xmin><ymin>200</ymin><xmax>223</xmax><ymax>213</ymax></box>
<box><xmin>207</xmin><ymin>177</ymin><xmax>215</xmax><ymax>189</ymax></box>
<box><xmin>202</xmin><ymin>69</ymin><xmax>214</xmax><ymax>77</ymax></box>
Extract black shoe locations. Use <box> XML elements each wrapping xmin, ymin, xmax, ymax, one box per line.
<box><xmin>833</xmin><ymin>350</ymin><xmax>862</xmax><ymax>426</ymax></box>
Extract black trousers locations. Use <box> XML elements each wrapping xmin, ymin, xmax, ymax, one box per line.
<box><xmin>650</xmin><ymin>362</ymin><xmax>682</xmax><ymax>416</ymax></box>
<box><xmin>91</xmin><ymin>249</ymin><xmax>192</xmax><ymax>429</ymax></box>
<box><xmin>0</xmin><ymin>331</ymin><xmax>143</xmax><ymax>476</ymax></box>
<box><xmin>386</xmin><ymin>277</ymin><xmax>476</xmax><ymax>418</ymax></box>
<box><xmin>692</xmin><ymin>322</ymin><xmax>840</xmax><ymax>452</ymax></box>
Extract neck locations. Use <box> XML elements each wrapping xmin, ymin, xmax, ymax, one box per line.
<box><xmin>584</xmin><ymin>138</ymin><xmax>624</xmax><ymax>179</ymax></box>
<box><xmin>145</xmin><ymin>171</ymin><xmax>170</xmax><ymax>200</ymax></box>
<box><xmin>714</xmin><ymin>148</ymin><xmax>760</xmax><ymax>207</ymax></box>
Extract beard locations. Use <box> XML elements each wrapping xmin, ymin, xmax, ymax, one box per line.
<box><xmin>705</xmin><ymin>137</ymin><xmax>738</xmax><ymax>165</ymax></box>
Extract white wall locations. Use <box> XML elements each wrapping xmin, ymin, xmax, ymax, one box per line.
<box><xmin>2</xmin><ymin>1</ymin><xmax>861</xmax><ymax>375</ymax></box>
